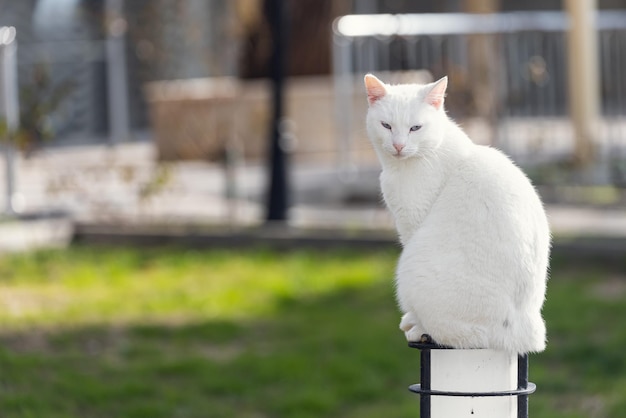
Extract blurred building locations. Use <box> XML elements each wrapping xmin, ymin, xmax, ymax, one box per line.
<box><xmin>1</xmin><ymin>0</ymin><xmax>626</xmax><ymax>154</ymax></box>
<box><xmin>2</xmin><ymin>0</ymin><xmax>626</xmax><ymax>226</ymax></box>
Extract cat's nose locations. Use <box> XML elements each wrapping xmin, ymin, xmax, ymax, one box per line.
<box><xmin>393</xmin><ymin>143</ymin><xmax>405</xmax><ymax>153</ymax></box>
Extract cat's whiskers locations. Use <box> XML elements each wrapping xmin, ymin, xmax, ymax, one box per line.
<box><xmin>417</xmin><ymin>148</ymin><xmax>441</xmax><ymax>171</ymax></box>
<box><xmin>420</xmin><ymin>154</ymin><xmax>436</xmax><ymax>171</ymax></box>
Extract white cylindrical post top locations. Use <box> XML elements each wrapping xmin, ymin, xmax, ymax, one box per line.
<box><xmin>431</xmin><ymin>349</ymin><xmax>517</xmax><ymax>417</ymax></box>
<box><xmin>409</xmin><ymin>343</ymin><xmax>534</xmax><ymax>418</ymax></box>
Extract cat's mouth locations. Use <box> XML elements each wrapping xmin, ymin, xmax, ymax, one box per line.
<box><xmin>393</xmin><ymin>151</ymin><xmax>411</xmax><ymax>159</ymax></box>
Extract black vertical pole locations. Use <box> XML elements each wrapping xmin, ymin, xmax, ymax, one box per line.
<box><xmin>420</xmin><ymin>348</ymin><xmax>431</xmax><ymax>418</ymax></box>
<box><xmin>265</xmin><ymin>0</ymin><xmax>289</xmax><ymax>222</ymax></box>
<box><xmin>517</xmin><ymin>354</ymin><xmax>529</xmax><ymax>418</ymax></box>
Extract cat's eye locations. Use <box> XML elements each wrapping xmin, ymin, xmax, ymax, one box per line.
<box><xmin>381</xmin><ymin>122</ymin><xmax>392</xmax><ymax>130</ymax></box>
<box><xmin>410</xmin><ymin>125</ymin><xmax>422</xmax><ymax>132</ymax></box>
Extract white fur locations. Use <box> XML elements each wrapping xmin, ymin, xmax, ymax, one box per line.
<box><xmin>365</xmin><ymin>74</ymin><xmax>550</xmax><ymax>354</ymax></box>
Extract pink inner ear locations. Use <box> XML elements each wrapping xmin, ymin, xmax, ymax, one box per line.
<box><xmin>429</xmin><ymin>96</ymin><xmax>444</xmax><ymax>109</ymax></box>
<box><xmin>365</xmin><ymin>75</ymin><xmax>386</xmax><ymax>105</ymax></box>
<box><xmin>367</xmin><ymin>88</ymin><xmax>385</xmax><ymax>105</ymax></box>
<box><xmin>425</xmin><ymin>77</ymin><xmax>448</xmax><ymax>110</ymax></box>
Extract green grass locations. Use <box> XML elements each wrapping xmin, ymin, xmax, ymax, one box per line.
<box><xmin>0</xmin><ymin>246</ymin><xmax>624</xmax><ymax>417</ymax></box>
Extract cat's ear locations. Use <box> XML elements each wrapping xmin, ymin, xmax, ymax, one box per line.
<box><xmin>364</xmin><ymin>74</ymin><xmax>387</xmax><ymax>106</ymax></box>
<box><xmin>424</xmin><ymin>76</ymin><xmax>448</xmax><ymax>110</ymax></box>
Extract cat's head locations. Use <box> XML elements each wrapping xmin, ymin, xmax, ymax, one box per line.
<box><xmin>364</xmin><ymin>74</ymin><xmax>448</xmax><ymax>160</ymax></box>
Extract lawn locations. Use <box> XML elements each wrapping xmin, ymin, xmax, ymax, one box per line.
<box><xmin>0</xmin><ymin>245</ymin><xmax>624</xmax><ymax>417</ymax></box>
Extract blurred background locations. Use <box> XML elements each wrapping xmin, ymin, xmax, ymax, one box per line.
<box><xmin>1</xmin><ymin>0</ymin><xmax>626</xmax><ymax>239</ymax></box>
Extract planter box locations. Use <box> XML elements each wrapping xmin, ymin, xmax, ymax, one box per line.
<box><xmin>145</xmin><ymin>77</ymin><xmax>241</xmax><ymax>162</ymax></box>
<box><xmin>145</xmin><ymin>76</ymin><xmax>368</xmax><ymax>163</ymax></box>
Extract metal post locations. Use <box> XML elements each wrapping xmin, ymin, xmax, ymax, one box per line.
<box><xmin>265</xmin><ymin>0</ymin><xmax>289</xmax><ymax>222</ymax></box>
<box><xmin>105</xmin><ymin>0</ymin><xmax>130</xmax><ymax>144</ymax></box>
<box><xmin>409</xmin><ymin>343</ymin><xmax>536</xmax><ymax>418</ymax></box>
<box><xmin>517</xmin><ymin>354</ymin><xmax>529</xmax><ymax>418</ymax></box>
<box><xmin>565</xmin><ymin>0</ymin><xmax>600</xmax><ymax>166</ymax></box>
<box><xmin>420</xmin><ymin>346</ymin><xmax>432</xmax><ymax>418</ymax></box>
<box><xmin>332</xmin><ymin>32</ymin><xmax>355</xmax><ymax>181</ymax></box>
<box><xmin>0</xmin><ymin>26</ymin><xmax>19</xmax><ymax>215</ymax></box>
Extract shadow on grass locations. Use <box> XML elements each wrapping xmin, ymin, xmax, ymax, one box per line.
<box><xmin>1</xmin><ymin>258</ymin><xmax>626</xmax><ymax>418</ymax></box>
<box><xmin>0</xmin><ymin>281</ymin><xmax>423</xmax><ymax>418</ymax></box>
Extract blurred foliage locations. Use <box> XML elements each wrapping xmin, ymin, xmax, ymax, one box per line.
<box><xmin>138</xmin><ymin>163</ymin><xmax>172</xmax><ymax>201</ymax></box>
<box><xmin>0</xmin><ymin>63</ymin><xmax>75</xmax><ymax>154</ymax></box>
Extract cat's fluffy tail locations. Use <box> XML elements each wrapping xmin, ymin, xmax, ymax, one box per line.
<box><xmin>492</xmin><ymin>312</ymin><xmax>546</xmax><ymax>355</ymax></box>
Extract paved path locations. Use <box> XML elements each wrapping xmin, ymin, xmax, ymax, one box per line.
<box><xmin>1</xmin><ymin>141</ymin><xmax>626</xmax><ymax>252</ymax></box>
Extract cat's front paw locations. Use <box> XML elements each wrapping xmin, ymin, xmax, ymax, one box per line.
<box><xmin>405</xmin><ymin>326</ymin><xmax>427</xmax><ymax>342</ymax></box>
<box><xmin>400</xmin><ymin>312</ymin><xmax>433</xmax><ymax>342</ymax></box>
<box><xmin>400</xmin><ymin>312</ymin><xmax>428</xmax><ymax>342</ymax></box>
<box><xmin>399</xmin><ymin>312</ymin><xmax>417</xmax><ymax>332</ymax></box>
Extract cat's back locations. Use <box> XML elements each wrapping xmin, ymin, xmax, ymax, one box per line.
<box><xmin>447</xmin><ymin>144</ymin><xmax>544</xmax><ymax>212</ymax></box>
<box><xmin>424</xmin><ymin>143</ymin><xmax>549</xmax><ymax>256</ymax></box>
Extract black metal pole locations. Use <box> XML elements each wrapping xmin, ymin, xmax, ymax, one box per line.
<box><xmin>420</xmin><ymin>347</ymin><xmax>431</xmax><ymax>418</ymax></box>
<box><xmin>265</xmin><ymin>0</ymin><xmax>288</xmax><ymax>222</ymax></box>
<box><xmin>517</xmin><ymin>354</ymin><xmax>529</xmax><ymax>418</ymax></box>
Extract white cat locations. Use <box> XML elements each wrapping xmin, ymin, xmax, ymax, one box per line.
<box><xmin>364</xmin><ymin>74</ymin><xmax>550</xmax><ymax>354</ymax></box>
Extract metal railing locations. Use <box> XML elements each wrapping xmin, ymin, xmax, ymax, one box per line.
<box><xmin>332</xmin><ymin>11</ymin><xmax>626</xmax><ymax>184</ymax></box>
<box><xmin>0</xmin><ymin>26</ymin><xmax>19</xmax><ymax>214</ymax></box>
